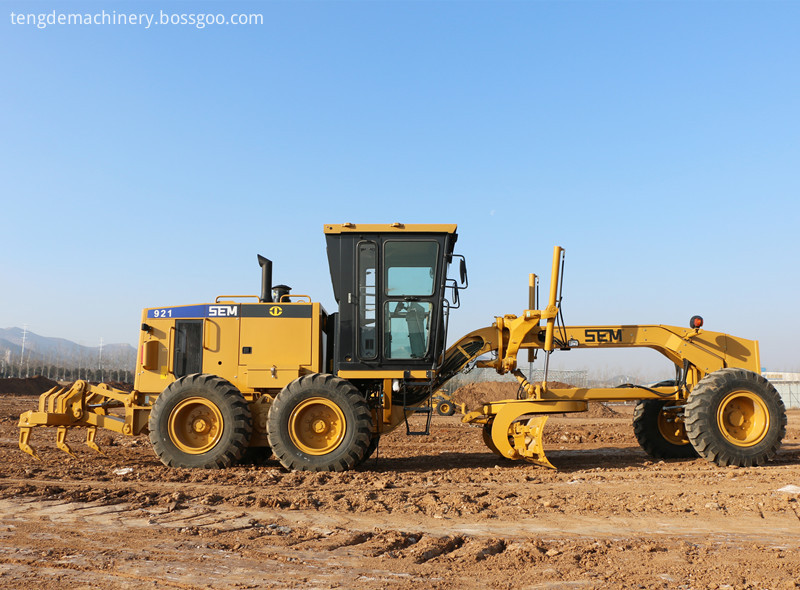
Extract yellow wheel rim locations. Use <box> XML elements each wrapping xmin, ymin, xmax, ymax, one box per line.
<box><xmin>657</xmin><ymin>408</ymin><xmax>690</xmax><ymax>445</ymax></box>
<box><xmin>288</xmin><ymin>397</ymin><xmax>346</xmax><ymax>455</ymax></box>
<box><xmin>168</xmin><ymin>397</ymin><xmax>224</xmax><ymax>454</ymax></box>
<box><xmin>439</xmin><ymin>403</ymin><xmax>451</xmax><ymax>414</ymax></box>
<box><xmin>717</xmin><ymin>391</ymin><xmax>769</xmax><ymax>447</ymax></box>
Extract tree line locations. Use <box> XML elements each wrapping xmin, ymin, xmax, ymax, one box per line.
<box><xmin>0</xmin><ymin>350</ymin><xmax>134</xmax><ymax>383</ymax></box>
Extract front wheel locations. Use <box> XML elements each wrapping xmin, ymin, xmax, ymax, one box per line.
<box><xmin>267</xmin><ymin>374</ymin><xmax>373</xmax><ymax>472</ymax></box>
<box><xmin>684</xmin><ymin>368</ymin><xmax>786</xmax><ymax>467</ymax></box>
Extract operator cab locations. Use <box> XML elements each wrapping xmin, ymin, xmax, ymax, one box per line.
<box><xmin>324</xmin><ymin>223</ymin><xmax>463</xmax><ymax>376</ymax></box>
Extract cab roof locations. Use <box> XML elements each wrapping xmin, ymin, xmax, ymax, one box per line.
<box><xmin>324</xmin><ymin>223</ymin><xmax>457</xmax><ymax>235</ymax></box>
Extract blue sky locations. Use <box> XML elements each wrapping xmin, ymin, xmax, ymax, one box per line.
<box><xmin>1</xmin><ymin>0</ymin><xmax>798</xmax><ymax>377</ymax></box>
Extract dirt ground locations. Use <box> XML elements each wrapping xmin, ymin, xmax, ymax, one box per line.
<box><xmin>1</xmin><ymin>387</ymin><xmax>799</xmax><ymax>589</ymax></box>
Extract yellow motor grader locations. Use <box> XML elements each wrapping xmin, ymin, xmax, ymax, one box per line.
<box><xmin>19</xmin><ymin>223</ymin><xmax>786</xmax><ymax>470</ymax></box>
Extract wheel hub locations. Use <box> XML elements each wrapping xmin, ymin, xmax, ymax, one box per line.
<box><xmin>656</xmin><ymin>408</ymin><xmax>689</xmax><ymax>445</ymax></box>
<box><xmin>717</xmin><ymin>391</ymin><xmax>769</xmax><ymax>447</ymax></box>
<box><xmin>192</xmin><ymin>418</ymin><xmax>210</xmax><ymax>434</ymax></box>
<box><xmin>168</xmin><ymin>397</ymin><xmax>224</xmax><ymax>454</ymax></box>
<box><xmin>288</xmin><ymin>397</ymin><xmax>346</xmax><ymax>456</ymax></box>
<box><xmin>728</xmin><ymin>410</ymin><xmax>744</xmax><ymax>428</ymax></box>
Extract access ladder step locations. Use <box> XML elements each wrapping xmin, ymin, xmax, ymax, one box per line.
<box><xmin>403</xmin><ymin>406</ymin><xmax>432</xmax><ymax>436</ymax></box>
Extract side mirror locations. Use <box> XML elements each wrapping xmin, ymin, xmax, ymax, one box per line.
<box><xmin>459</xmin><ymin>258</ymin><xmax>468</xmax><ymax>285</ymax></box>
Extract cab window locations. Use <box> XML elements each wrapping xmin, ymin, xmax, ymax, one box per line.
<box><xmin>383</xmin><ymin>240</ymin><xmax>438</xmax><ymax>359</ymax></box>
<box><xmin>384</xmin><ymin>241</ymin><xmax>438</xmax><ymax>296</ymax></box>
<box><xmin>384</xmin><ymin>301</ymin><xmax>432</xmax><ymax>359</ymax></box>
<box><xmin>173</xmin><ymin>320</ymin><xmax>203</xmax><ymax>377</ymax></box>
<box><xmin>357</xmin><ymin>241</ymin><xmax>377</xmax><ymax>359</ymax></box>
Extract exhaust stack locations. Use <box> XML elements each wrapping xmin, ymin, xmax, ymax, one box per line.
<box><xmin>258</xmin><ymin>255</ymin><xmax>273</xmax><ymax>303</ymax></box>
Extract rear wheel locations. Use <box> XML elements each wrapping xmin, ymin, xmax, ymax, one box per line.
<box><xmin>633</xmin><ymin>400</ymin><xmax>698</xmax><ymax>459</ymax></box>
<box><xmin>268</xmin><ymin>374</ymin><xmax>373</xmax><ymax>472</ymax></box>
<box><xmin>149</xmin><ymin>374</ymin><xmax>252</xmax><ymax>469</ymax></box>
<box><xmin>684</xmin><ymin>368</ymin><xmax>786</xmax><ymax>467</ymax></box>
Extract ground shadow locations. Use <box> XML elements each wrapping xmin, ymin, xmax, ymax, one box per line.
<box><xmin>356</xmin><ymin>446</ymin><xmax>661</xmax><ymax>474</ymax></box>
<box><xmin>356</xmin><ymin>444</ymin><xmax>800</xmax><ymax>474</ymax></box>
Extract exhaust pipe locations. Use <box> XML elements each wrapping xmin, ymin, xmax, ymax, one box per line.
<box><xmin>258</xmin><ymin>255</ymin><xmax>272</xmax><ymax>302</ymax></box>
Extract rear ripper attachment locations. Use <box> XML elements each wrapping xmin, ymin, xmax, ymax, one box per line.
<box><xmin>18</xmin><ymin>381</ymin><xmax>150</xmax><ymax>459</ymax></box>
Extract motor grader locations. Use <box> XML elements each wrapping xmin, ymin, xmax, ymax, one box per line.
<box><xmin>19</xmin><ymin>223</ymin><xmax>786</xmax><ymax>470</ymax></box>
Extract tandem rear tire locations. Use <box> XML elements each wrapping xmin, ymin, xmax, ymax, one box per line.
<box><xmin>633</xmin><ymin>400</ymin><xmax>698</xmax><ymax>459</ymax></box>
<box><xmin>267</xmin><ymin>374</ymin><xmax>373</xmax><ymax>472</ymax></box>
<box><xmin>684</xmin><ymin>368</ymin><xmax>786</xmax><ymax>467</ymax></box>
<box><xmin>149</xmin><ymin>374</ymin><xmax>253</xmax><ymax>469</ymax></box>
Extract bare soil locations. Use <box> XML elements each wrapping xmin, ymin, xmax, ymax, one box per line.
<box><xmin>1</xmin><ymin>389</ymin><xmax>799</xmax><ymax>589</ymax></box>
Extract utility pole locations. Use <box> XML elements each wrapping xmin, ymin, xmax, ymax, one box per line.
<box><xmin>98</xmin><ymin>337</ymin><xmax>104</xmax><ymax>383</ymax></box>
<box><xmin>19</xmin><ymin>325</ymin><xmax>27</xmax><ymax>378</ymax></box>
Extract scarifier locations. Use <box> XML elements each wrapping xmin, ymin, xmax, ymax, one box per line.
<box><xmin>18</xmin><ymin>224</ymin><xmax>787</xmax><ymax>470</ymax></box>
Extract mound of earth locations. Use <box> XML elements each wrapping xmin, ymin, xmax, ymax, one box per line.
<box><xmin>452</xmin><ymin>381</ymin><xmax>619</xmax><ymax>418</ymax></box>
<box><xmin>0</xmin><ymin>376</ymin><xmax>60</xmax><ymax>396</ymax></box>
<box><xmin>581</xmin><ymin>402</ymin><xmax>620</xmax><ymax>418</ymax></box>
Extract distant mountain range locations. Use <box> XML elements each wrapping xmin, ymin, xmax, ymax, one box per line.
<box><xmin>0</xmin><ymin>327</ymin><xmax>136</xmax><ymax>368</ymax></box>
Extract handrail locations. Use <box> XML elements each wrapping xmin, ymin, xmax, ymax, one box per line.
<box><xmin>167</xmin><ymin>327</ymin><xmax>175</xmax><ymax>374</ymax></box>
<box><xmin>215</xmin><ymin>295</ymin><xmax>260</xmax><ymax>303</ymax></box>
<box><xmin>279</xmin><ymin>294</ymin><xmax>312</xmax><ymax>303</ymax></box>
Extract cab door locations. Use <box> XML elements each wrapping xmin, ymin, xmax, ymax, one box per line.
<box><xmin>173</xmin><ymin>320</ymin><xmax>203</xmax><ymax>377</ymax></box>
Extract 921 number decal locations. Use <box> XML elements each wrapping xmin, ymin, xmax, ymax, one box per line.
<box><xmin>153</xmin><ymin>309</ymin><xmax>172</xmax><ymax>318</ymax></box>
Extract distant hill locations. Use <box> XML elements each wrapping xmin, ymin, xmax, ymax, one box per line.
<box><xmin>0</xmin><ymin>327</ymin><xmax>136</xmax><ymax>370</ymax></box>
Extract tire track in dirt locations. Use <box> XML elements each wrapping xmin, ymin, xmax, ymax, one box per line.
<box><xmin>2</xmin><ymin>492</ymin><xmax>799</xmax><ymax>544</ymax></box>
<box><xmin>2</xmin><ymin>493</ymin><xmax>800</xmax><ymax>590</ymax></box>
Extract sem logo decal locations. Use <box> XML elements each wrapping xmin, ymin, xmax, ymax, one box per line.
<box><xmin>269</xmin><ymin>306</ymin><xmax>283</xmax><ymax>317</ymax></box>
<box><xmin>208</xmin><ymin>305</ymin><xmax>238</xmax><ymax>317</ymax></box>
<box><xmin>584</xmin><ymin>329</ymin><xmax>623</xmax><ymax>343</ymax></box>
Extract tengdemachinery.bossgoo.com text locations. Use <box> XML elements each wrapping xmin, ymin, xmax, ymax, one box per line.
<box><xmin>10</xmin><ymin>10</ymin><xmax>264</xmax><ymax>30</ymax></box>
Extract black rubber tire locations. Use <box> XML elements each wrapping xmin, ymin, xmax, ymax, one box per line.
<box><xmin>482</xmin><ymin>420</ymin><xmax>504</xmax><ymax>457</ymax></box>
<box><xmin>267</xmin><ymin>373</ymin><xmax>373</xmax><ymax>472</ymax></box>
<box><xmin>149</xmin><ymin>374</ymin><xmax>252</xmax><ymax>469</ymax></box>
<box><xmin>633</xmin><ymin>400</ymin><xmax>698</xmax><ymax>459</ymax></box>
<box><xmin>684</xmin><ymin>368</ymin><xmax>786</xmax><ymax>467</ymax></box>
<box><xmin>436</xmin><ymin>401</ymin><xmax>456</xmax><ymax>416</ymax></box>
